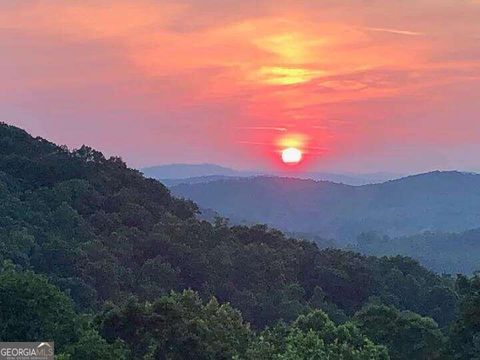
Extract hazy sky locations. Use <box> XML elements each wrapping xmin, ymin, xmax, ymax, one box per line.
<box><xmin>1</xmin><ymin>0</ymin><xmax>480</xmax><ymax>173</ymax></box>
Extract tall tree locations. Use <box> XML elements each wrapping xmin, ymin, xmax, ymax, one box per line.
<box><xmin>247</xmin><ymin>309</ymin><xmax>389</xmax><ymax>359</ymax></box>
<box><xmin>354</xmin><ymin>305</ymin><xmax>446</xmax><ymax>360</ymax></box>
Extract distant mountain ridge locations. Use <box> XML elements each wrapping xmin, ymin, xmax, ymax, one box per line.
<box><xmin>171</xmin><ymin>171</ymin><xmax>480</xmax><ymax>242</ymax></box>
<box><xmin>159</xmin><ymin>175</ymin><xmax>245</xmax><ymax>187</ymax></box>
<box><xmin>142</xmin><ymin>163</ymin><xmax>403</xmax><ymax>186</ymax></box>
<box><xmin>142</xmin><ymin>163</ymin><xmax>248</xmax><ymax>179</ymax></box>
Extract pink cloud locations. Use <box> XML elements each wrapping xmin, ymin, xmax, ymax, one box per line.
<box><xmin>0</xmin><ymin>0</ymin><xmax>479</xmax><ymax>172</ymax></box>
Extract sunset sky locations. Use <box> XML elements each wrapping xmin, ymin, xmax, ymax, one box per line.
<box><xmin>1</xmin><ymin>0</ymin><xmax>480</xmax><ymax>173</ymax></box>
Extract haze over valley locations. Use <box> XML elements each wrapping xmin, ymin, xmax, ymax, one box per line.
<box><xmin>142</xmin><ymin>163</ymin><xmax>403</xmax><ymax>186</ymax></box>
<box><xmin>149</xmin><ymin>167</ymin><xmax>480</xmax><ymax>274</ymax></box>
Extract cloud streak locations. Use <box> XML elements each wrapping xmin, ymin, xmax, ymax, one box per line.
<box><xmin>237</xmin><ymin>126</ymin><xmax>287</xmax><ymax>132</ymax></box>
<box><xmin>364</xmin><ymin>27</ymin><xmax>424</xmax><ymax>36</ymax></box>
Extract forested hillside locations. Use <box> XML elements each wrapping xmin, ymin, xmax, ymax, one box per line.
<box><xmin>0</xmin><ymin>123</ymin><xmax>478</xmax><ymax>358</ymax></box>
<box><xmin>355</xmin><ymin>229</ymin><xmax>480</xmax><ymax>275</ymax></box>
<box><xmin>171</xmin><ymin>172</ymin><xmax>480</xmax><ymax>241</ymax></box>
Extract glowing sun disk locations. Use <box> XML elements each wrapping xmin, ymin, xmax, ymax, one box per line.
<box><xmin>281</xmin><ymin>147</ymin><xmax>302</xmax><ymax>164</ymax></box>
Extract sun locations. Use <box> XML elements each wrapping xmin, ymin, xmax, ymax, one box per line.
<box><xmin>281</xmin><ymin>147</ymin><xmax>302</xmax><ymax>164</ymax></box>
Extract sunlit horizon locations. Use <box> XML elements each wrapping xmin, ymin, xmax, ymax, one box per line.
<box><xmin>1</xmin><ymin>0</ymin><xmax>480</xmax><ymax>173</ymax></box>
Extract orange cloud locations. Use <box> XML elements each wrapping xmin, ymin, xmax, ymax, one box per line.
<box><xmin>1</xmin><ymin>0</ymin><xmax>480</xmax><ymax>171</ymax></box>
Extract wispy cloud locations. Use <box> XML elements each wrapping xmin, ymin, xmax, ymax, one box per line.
<box><xmin>237</xmin><ymin>126</ymin><xmax>287</xmax><ymax>132</ymax></box>
<box><xmin>365</xmin><ymin>27</ymin><xmax>424</xmax><ymax>36</ymax></box>
<box><xmin>235</xmin><ymin>140</ymin><xmax>273</xmax><ymax>146</ymax></box>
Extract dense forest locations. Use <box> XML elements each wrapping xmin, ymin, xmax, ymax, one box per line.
<box><xmin>0</xmin><ymin>123</ymin><xmax>479</xmax><ymax>359</ymax></box>
<box><xmin>355</xmin><ymin>230</ymin><xmax>480</xmax><ymax>275</ymax></box>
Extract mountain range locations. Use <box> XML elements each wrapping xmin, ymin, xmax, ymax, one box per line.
<box><xmin>170</xmin><ymin>171</ymin><xmax>480</xmax><ymax>243</ymax></box>
<box><xmin>142</xmin><ymin>163</ymin><xmax>402</xmax><ymax>186</ymax></box>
